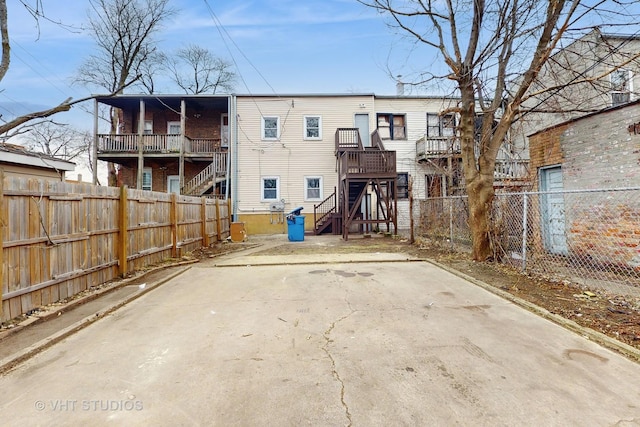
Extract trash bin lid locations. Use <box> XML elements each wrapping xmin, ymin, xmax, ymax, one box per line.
<box><xmin>288</xmin><ymin>206</ymin><xmax>304</xmax><ymax>216</ymax></box>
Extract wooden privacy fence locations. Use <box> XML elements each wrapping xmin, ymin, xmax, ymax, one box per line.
<box><xmin>0</xmin><ymin>174</ymin><xmax>231</xmax><ymax>322</ymax></box>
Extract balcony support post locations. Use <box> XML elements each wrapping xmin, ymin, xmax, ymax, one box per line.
<box><xmin>179</xmin><ymin>99</ymin><xmax>186</xmax><ymax>194</ymax></box>
<box><xmin>136</xmin><ymin>99</ymin><xmax>145</xmax><ymax>190</ymax></box>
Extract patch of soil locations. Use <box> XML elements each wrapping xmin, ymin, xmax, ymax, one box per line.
<box><xmin>193</xmin><ymin>235</ymin><xmax>640</xmax><ymax>351</ymax></box>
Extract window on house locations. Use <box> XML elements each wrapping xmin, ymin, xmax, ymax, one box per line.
<box><xmin>261</xmin><ymin>177</ymin><xmax>280</xmax><ymax>201</ymax></box>
<box><xmin>142</xmin><ymin>167</ymin><xmax>152</xmax><ymax>191</ymax></box>
<box><xmin>377</xmin><ymin>114</ymin><xmax>406</xmax><ymax>140</ymax></box>
<box><xmin>304</xmin><ymin>116</ymin><xmax>322</xmax><ymax>140</ymax></box>
<box><xmin>262</xmin><ymin>116</ymin><xmax>280</xmax><ymax>140</ymax></box>
<box><xmin>611</xmin><ymin>69</ymin><xmax>632</xmax><ymax>106</ymax></box>
<box><xmin>143</xmin><ymin>120</ymin><xmax>153</xmax><ymax>135</ymax></box>
<box><xmin>426</xmin><ymin>113</ymin><xmax>457</xmax><ymax>137</ymax></box>
<box><xmin>397</xmin><ymin>173</ymin><xmax>409</xmax><ymax>199</ymax></box>
<box><xmin>305</xmin><ymin>176</ymin><xmax>323</xmax><ymax>201</ymax></box>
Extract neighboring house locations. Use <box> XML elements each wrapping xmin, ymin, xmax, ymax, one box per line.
<box><xmin>94</xmin><ymin>94</ymin><xmax>230</xmax><ymax>197</ymax></box>
<box><xmin>528</xmin><ymin>99</ymin><xmax>640</xmax><ymax>267</ymax></box>
<box><xmin>515</xmin><ymin>28</ymin><xmax>640</xmax><ymax>154</ymax></box>
<box><xmin>93</xmin><ymin>92</ymin><xmax>529</xmax><ymax>237</ymax></box>
<box><xmin>0</xmin><ymin>143</ymin><xmax>75</xmax><ymax>180</ymax></box>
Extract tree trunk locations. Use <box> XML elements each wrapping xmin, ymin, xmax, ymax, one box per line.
<box><xmin>466</xmin><ymin>173</ymin><xmax>495</xmax><ymax>261</ymax></box>
<box><xmin>458</xmin><ymin>74</ymin><xmax>495</xmax><ymax>261</ymax></box>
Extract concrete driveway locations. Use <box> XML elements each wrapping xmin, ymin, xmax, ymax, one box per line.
<box><xmin>1</xmin><ymin>237</ymin><xmax>640</xmax><ymax>426</ymax></box>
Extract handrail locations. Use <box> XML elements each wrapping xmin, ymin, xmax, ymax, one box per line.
<box><xmin>370</xmin><ymin>129</ymin><xmax>386</xmax><ymax>151</ymax></box>
<box><xmin>314</xmin><ymin>188</ymin><xmax>337</xmax><ymax>231</ymax></box>
<box><xmin>182</xmin><ymin>152</ymin><xmax>228</xmax><ymax>195</ymax></box>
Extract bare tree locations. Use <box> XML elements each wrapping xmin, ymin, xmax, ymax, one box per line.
<box><xmin>23</xmin><ymin>121</ymin><xmax>83</xmax><ymax>159</ymax></box>
<box><xmin>163</xmin><ymin>44</ymin><xmax>236</xmax><ymax>94</ymax></box>
<box><xmin>360</xmin><ymin>0</ymin><xmax>640</xmax><ymax>261</ymax></box>
<box><xmin>76</xmin><ymin>0</ymin><xmax>176</xmax><ymax>185</ymax></box>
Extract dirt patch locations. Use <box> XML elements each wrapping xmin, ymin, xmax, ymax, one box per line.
<box><xmin>193</xmin><ymin>234</ymin><xmax>640</xmax><ymax>351</ymax></box>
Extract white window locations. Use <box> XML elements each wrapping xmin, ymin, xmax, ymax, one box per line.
<box><xmin>144</xmin><ymin>120</ymin><xmax>153</xmax><ymax>134</ymax></box>
<box><xmin>611</xmin><ymin>69</ymin><xmax>633</xmax><ymax>106</ymax></box>
<box><xmin>304</xmin><ymin>116</ymin><xmax>322</xmax><ymax>140</ymax></box>
<box><xmin>167</xmin><ymin>121</ymin><xmax>181</xmax><ymax>134</ymax></box>
<box><xmin>167</xmin><ymin>175</ymin><xmax>180</xmax><ymax>194</ymax></box>
<box><xmin>261</xmin><ymin>176</ymin><xmax>280</xmax><ymax>201</ymax></box>
<box><xmin>142</xmin><ymin>167</ymin><xmax>152</xmax><ymax>191</ymax></box>
<box><xmin>426</xmin><ymin>113</ymin><xmax>456</xmax><ymax>137</ymax></box>
<box><xmin>261</xmin><ymin>116</ymin><xmax>280</xmax><ymax>140</ymax></box>
<box><xmin>305</xmin><ymin>176</ymin><xmax>323</xmax><ymax>201</ymax></box>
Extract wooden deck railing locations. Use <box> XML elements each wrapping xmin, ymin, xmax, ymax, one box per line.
<box><xmin>182</xmin><ymin>152</ymin><xmax>228</xmax><ymax>196</ymax></box>
<box><xmin>416</xmin><ymin>135</ymin><xmax>461</xmax><ymax>158</ymax></box>
<box><xmin>338</xmin><ymin>150</ymin><xmax>396</xmax><ymax>178</ymax></box>
<box><xmin>335</xmin><ymin>128</ymin><xmax>363</xmax><ymax>154</ymax></box>
<box><xmin>98</xmin><ymin>134</ymin><xmax>222</xmax><ymax>154</ymax></box>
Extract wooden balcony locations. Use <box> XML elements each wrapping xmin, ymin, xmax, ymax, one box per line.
<box><xmin>97</xmin><ymin>134</ymin><xmax>223</xmax><ymax>156</ymax></box>
<box><xmin>338</xmin><ymin>150</ymin><xmax>397</xmax><ymax>180</ymax></box>
<box><xmin>416</xmin><ymin>135</ymin><xmax>461</xmax><ymax>160</ymax></box>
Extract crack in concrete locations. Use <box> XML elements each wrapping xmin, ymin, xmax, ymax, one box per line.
<box><xmin>322</xmin><ymin>300</ymin><xmax>356</xmax><ymax>427</ymax></box>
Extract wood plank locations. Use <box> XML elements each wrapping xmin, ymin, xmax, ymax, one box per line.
<box><xmin>119</xmin><ymin>186</ymin><xmax>128</xmax><ymax>276</ymax></box>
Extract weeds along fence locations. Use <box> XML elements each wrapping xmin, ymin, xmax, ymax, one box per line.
<box><xmin>418</xmin><ymin>188</ymin><xmax>640</xmax><ymax>298</ymax></box>
<box><xmin>0</xmin><ymin>175</ymin><xmax>231</xmax><ymax>322</ymax></box>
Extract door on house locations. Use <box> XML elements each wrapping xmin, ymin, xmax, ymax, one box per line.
<box><xmin>167</xmin><ymin>175</ymin><xmax>180</xmax><ymax>194</ymax></box>
<box><xmin>167</xmin><ymin>121</ymin><xmax>181</xmax><ymax>152</ymax></box>
<box><xmin>540</xmin><ymin>166</ymin><xmax>568</xmax><ymax>255</ymax></box>
<box><xmin>355</xmin><ymin>113</ymin><xmax>370</xmax><ymax>147</ymax></box>
<box><xmin>221</xmin><ymin>113</ymin><xmax>229</xmax><ymax>147</ymax></box>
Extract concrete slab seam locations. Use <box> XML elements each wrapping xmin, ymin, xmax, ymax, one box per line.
<box><xmin>0</xmin><ymin>266</ymin><xmax>192</xmax><ymax>376</ymax></box>
<box><xmin>210</xmin><ymin>258</ymin><xmax>425</xmax><ymax>268</ymax></box>
<box><xmin>424</xmin><ymin>259</ymin><xmax>640</xmax><ymax>364</ymax></box>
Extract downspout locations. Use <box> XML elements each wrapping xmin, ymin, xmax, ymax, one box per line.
<box><xmin>137</xmin><ymin>99</ymin><xmax>145</xmax><ymax>189</ymax></box>
<box><xmin>231</xmin><ymin>94</ymin><xmax>238</xmax><ymax>221</ymax></box>
<box><xmin>179</xmin><ymin>99</ymin><xmax>186</xmax><ymax>193</ymax></box>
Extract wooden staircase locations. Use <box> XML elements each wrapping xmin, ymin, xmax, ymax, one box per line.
<box><xmin>312</xmin><ymin>128</ymin><xmax>398</xmax><ymax>239</ymax></box>
<box><xmin>182</xmin><ymin>152</ymin><xmax>228</xmax><ymax>196</ymax></box>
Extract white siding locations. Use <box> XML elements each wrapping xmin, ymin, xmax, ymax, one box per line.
<box><xmin>235</xmin><ymin>95</ymin><xmax>375</xmax><ymax>215</ymax></box>
<box><xmin>373</xmin><ymin>97</ymin><xmax>458</xmax><ymax>230</ymax></box>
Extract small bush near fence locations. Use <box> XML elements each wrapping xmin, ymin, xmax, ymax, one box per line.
<box><xmin>419</xmin><ymin>188</ymin><xmax>640</xmax><ymax>299</ymax></box>
<box><xmin>0</xmin><ymin>176</ymin><xmax>231</xmax><ymax>322</ymax></box>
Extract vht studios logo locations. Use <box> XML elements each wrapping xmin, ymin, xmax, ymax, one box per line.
<box><xmin>35</xmin><ymin>399</ymin><xmax>144</xmax><ymax>412</ymax></box>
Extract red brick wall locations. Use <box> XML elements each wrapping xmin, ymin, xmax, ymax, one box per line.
<box><xmin>528</xmin><ymin>123</ymin><xmax>567</xmax><ymax>190</ymax></box>
<box><xmin>117</xmin><ymin>160</ymin><xmax>211</xmax><ymax>192</ymax></box>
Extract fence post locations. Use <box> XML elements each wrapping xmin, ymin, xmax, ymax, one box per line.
<box><xmin>118</xmin><ymin>186</ymin><xmax>128</xmax><ymax>277</ymax></box>
<box><xmin>0</xmin><ymin>170</ymin><xmax>4</xmax><ymax>317</ymax></box>
<box><xmin>201</xmin><ymin>197</ymin><xmax>208</xmax><ymax>248</ymax></box>
<box><xmin>449</xmin><ymin>199</ymin><xmax>454</xmax><ymax>250</ymax></box>
<box><xmin>171</xmin><ymin>192</ymin><xmax>178</xmax><ymax>258</ymax></box>
<box><xmin>521</xmin><ymin>193</ymin><xmax>528</xmax><ymax>272</ymax></box>
<box><xmin>216</xmin><ymin>199</ymin><xmax>222</xmax><ymax>242</ymax></box>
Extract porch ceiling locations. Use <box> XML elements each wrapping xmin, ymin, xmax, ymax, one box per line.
<box><xmin>94</xmin><ymin>94</ymin><xmax>230</xmax><ymax>111</ymax></box>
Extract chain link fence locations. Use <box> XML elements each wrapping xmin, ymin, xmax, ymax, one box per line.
<box><xmin>418</xmin><ymin>188</ymin><xmax>640</xmax><ymax>298</ymax></box>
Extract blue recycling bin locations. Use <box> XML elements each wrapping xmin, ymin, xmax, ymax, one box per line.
<box><xmin>286</xmin><ymin>207</ymin><xmax>305</xmax><ymax>242</ymax></box>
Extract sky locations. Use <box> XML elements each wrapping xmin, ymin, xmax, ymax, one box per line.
<box><xmin>1</xmin><ymin>0</ymin><xmax>418</xmax><ymax>133</ymax></box>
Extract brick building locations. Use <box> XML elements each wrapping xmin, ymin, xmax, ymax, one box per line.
<box><xmin>528</xmin><ymin>100</ymin><xmax>640</xmax><ymax>267</ymax></box>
